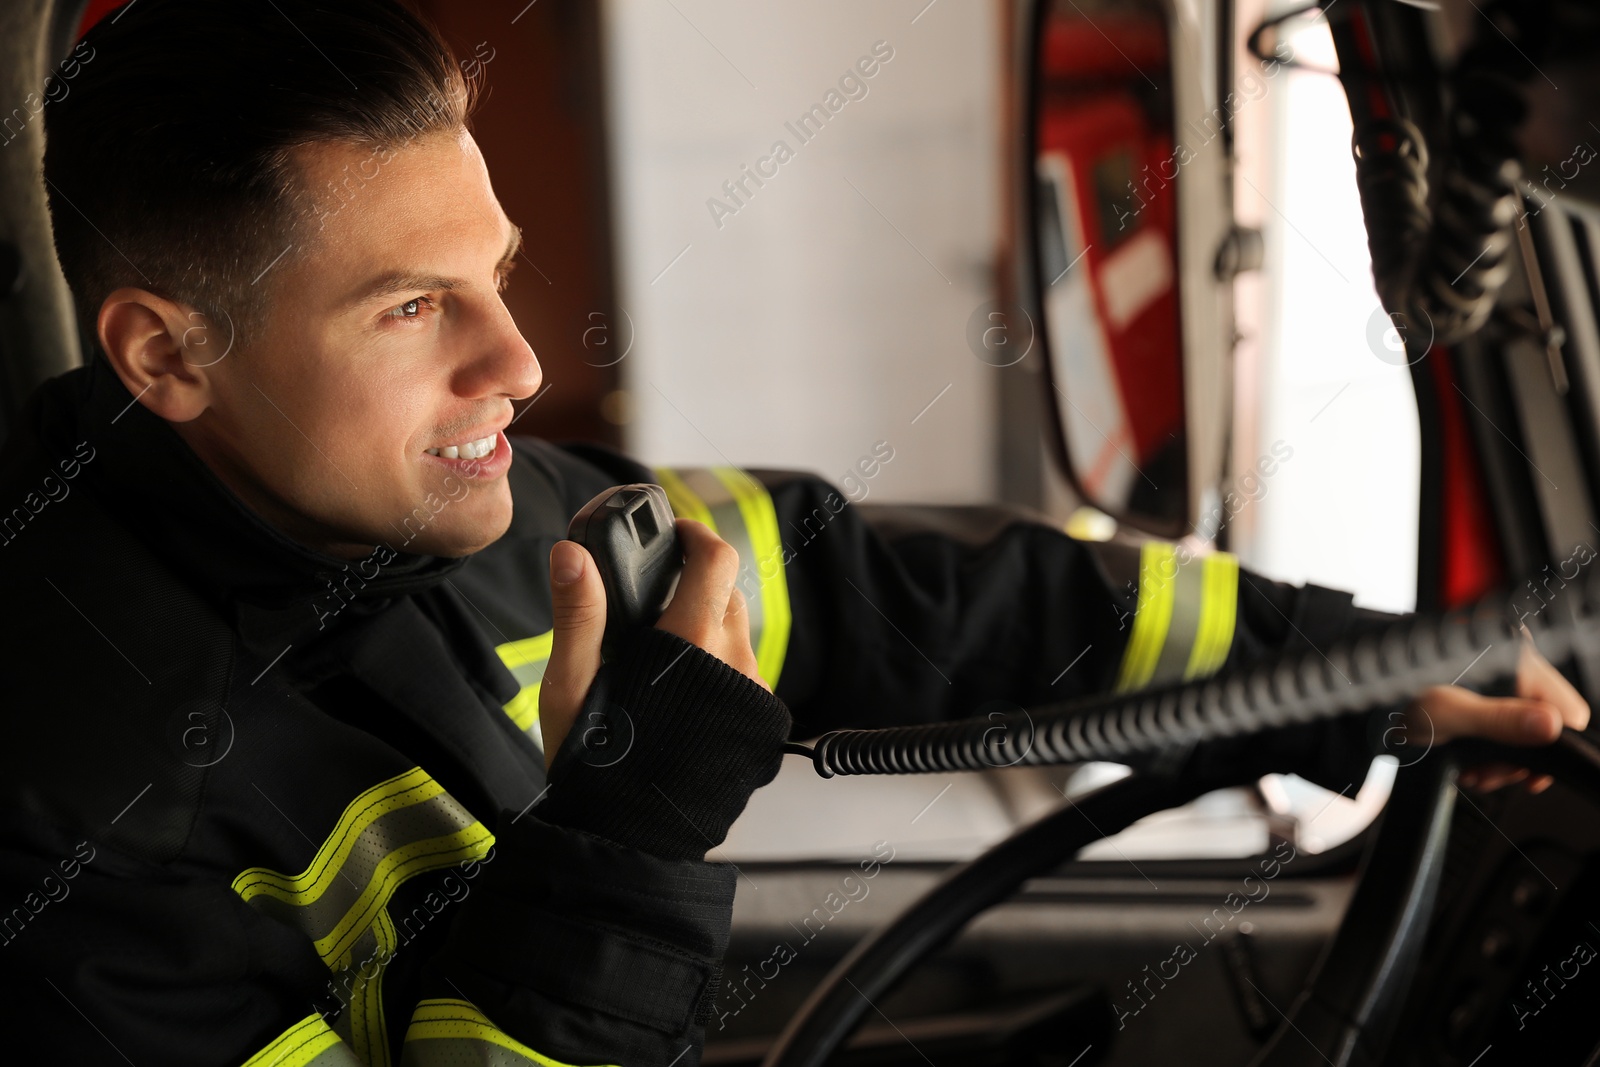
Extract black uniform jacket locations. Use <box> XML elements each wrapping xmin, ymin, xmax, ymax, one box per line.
<box><xmin>0</xmin><ymin>359</ymin><xmax>1388</xmax><ymax>1066</ymax></box>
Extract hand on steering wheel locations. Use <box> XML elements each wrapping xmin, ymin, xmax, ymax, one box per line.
<box><xmin>1402</xmin><ymin>633</ymin><xmax>1591</xmax><ymax>793</ymax></box>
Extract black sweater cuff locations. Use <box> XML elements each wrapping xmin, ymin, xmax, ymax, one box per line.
<box><xmin>536</xmin><ymin>626</ymin><xmax>793</xmax><ymax>863</ymax></box>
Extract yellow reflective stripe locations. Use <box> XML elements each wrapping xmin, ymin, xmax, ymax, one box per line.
<box><xmin>497</xmin><ymin>631</ymin><xmax>553</xmax><ymax>671</ymax></box>
<box><xmin>502</xmin><ymin>683</ymin><xmax>542</xmax><ymax>733</ymax></box>
<box><xmin>496</xmin><ymin>631</ymin><xmax>553</xmax><ymax>736</ymax></box>
<box><xmin>655</xmin><ymin>467</ymin><xmax>716</xmax><ymax>529</ymax></box>
<box><xmin>404</xmin><ymin>999</ymin><xmax>617</xmax><ymax>1067</ymax></box>
<box><xmin>1114</xmin><ymin>543</ymin><xmax>1240</xmax><ymax>692</ymax></box>
<box><xmin>241</xmin><ymin>1013</ymin><xmax>356</xmax><ymax>1067</ymax></box>
<box><xmin>232</xmin><ymin>767</ymin><xmax>494</xmax><ymax>967</ymax></box>
<box><xmin>655</xmin><ymin>466</ymin><xmax>793</xmax><ymax>690</ymax></box>
<box><xmin>1185</xmin><ymin>552</ymin><xmax>1239</xmax><ymax>679</ymax></box>
<box><xmin>709</xmin><ymin>467</ymin><xmax>792</xmax><ymax>689</ymax></box>
<box><xmin>326</xmin><ymin>913</ymin><xmax>390</xmax><ymax>1062</ymax></box>
<box><xmin>307</xmin><ymin>823</ymin><xmax>492</xmax><ymax>966</ymax></box>
<box><xmin>349</xmin><ymin>906</ymin><xmax>396</xmax><ymax>1067</ymax></box>
<box><xmin>233</xmin><ymin>768</ymin><xmax>441</xmax><ymax>908</ymax></box>
<box><xmin>1114</xmin><ymin>542</ymin><xmax>1178</xmax><ymax>692</ymax></box>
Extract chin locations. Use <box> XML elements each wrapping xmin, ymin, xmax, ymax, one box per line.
<box><xmin>406</xmin><ymin>504</ymin><xmax>513</xmax><ymax>558</ymax></box>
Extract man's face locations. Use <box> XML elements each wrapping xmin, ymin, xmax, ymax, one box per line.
<box><xmin>173</xmin><ymin>128</ymin><xmax>540</xmax><ymax>560</ymax></box>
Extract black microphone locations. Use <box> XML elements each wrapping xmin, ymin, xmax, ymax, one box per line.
<box><xmin>566</xmin><ymin>483</ymin><xmax>682</xmax><ymax>660</ymax></box>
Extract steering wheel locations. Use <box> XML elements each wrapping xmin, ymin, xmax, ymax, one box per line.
<box><xmin>760</xmin><ymin>729</ymin><xmax>1600</xmax><ymax>1067</ymax></box>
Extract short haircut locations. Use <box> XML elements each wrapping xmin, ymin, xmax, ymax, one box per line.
<box><xmin>43</xmin><ymin>0</ymin><xmax>477</xmax><ymax>352</ymax></box>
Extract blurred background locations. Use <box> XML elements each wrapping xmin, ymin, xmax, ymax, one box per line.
<box><xmin>378</xmin><ymin>0</ymin><xmax>1421</xmax><ymax>862</ymax></box>
<box><xmin>418</xmin><ymin>0</ymin><xmax>1004</xmax><ymax>507</ymax></box>
<box><xmin>49</xmin><ymin>0</ymin><xmax>1426</xmax><ymax>861</ymax></box>
<box><xmin>408</xmin><ymin>0</ymin><xmax>1418</xmax><ymax>620</ymax></box>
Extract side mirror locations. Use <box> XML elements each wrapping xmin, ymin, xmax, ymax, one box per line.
<box><xmin>1022</xmin><ymin>0</ymin><xmax>1236</xmax><ymax>540</ymax></box>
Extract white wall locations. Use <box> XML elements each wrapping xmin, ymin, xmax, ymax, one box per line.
<box><xmin>602</xmin><ymin>0</ymin><xmax>1002</xmax><ymax>503</ymax></box>
<box><xmin>1230</xmin><ymin>18</ymin><xmax>1420</xmax><ymax>614</ymax></box>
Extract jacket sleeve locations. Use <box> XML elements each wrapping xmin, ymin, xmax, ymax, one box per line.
<box><xmin>425</xmin><ymin>627</ymin><xmax>792</xmax><ymax>1065</ymax></box>
<box><xmin>642</xmin><ymin>460</ymin><xmax>1400</xmax><ymax>792</ymax></box>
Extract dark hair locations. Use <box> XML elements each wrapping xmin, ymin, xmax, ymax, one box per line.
<box><xmin>43</xmin><ymin>0</ymin><xmax>477</xmax><ymax>351</ymax></box>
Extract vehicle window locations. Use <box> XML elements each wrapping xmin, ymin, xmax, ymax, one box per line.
<box><xmin>604</xmin><ymin>3</ymin><xmax>1412</xmax><ymax>863</ymax></box>
<box><xmin>1224</xmin><ymin>5</ymin><xmax>1421</xmax><ymax>855</ymax></box>
<box><xmin>1229</xmin><ymin>7</ymin><xmax>1421</xmax><ymax>617</ymax></box>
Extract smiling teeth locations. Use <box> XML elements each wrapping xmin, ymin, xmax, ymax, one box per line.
<box><xmin>427</xmin><ymin>434</ymin><xmax>498</xmax><ymax>460</ymax></box>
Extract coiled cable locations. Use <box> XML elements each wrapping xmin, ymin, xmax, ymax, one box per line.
<box><xmin>1349</xmin><ymin>0</ymin><xmax>1533</xmax><ymax>353</ymax></box>
<box><xmin>790</xmin><ymin>565</ymin><xmax>1600</xmax><ymax>778</ymax></box>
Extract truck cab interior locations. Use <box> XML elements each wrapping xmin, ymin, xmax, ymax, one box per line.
<box><xmin>5</xmin><ymin>1</ymin><xmax>1600</xmax><ymax>1065</ymax></box>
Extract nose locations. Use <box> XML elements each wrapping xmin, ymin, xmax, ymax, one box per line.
<box><xmin>455</xmin><ymin>298</ymin><xmax>542</xmax><ymax>403</ymax></box>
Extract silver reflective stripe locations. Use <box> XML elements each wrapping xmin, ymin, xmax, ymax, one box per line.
<box><xmin>654</xmin><ymin>466</ymin><xmax>792</xmax><ymax>688</ymax></box>
<box><xmin>242</xmin><ymin>790</ymin><xmax>479</xmax><ymax>949</ymax></box>
<box><xmin>234</xmin><ymin>769</ymin><xmax>496</xmax><ymax>1067</ymax></box>
<box><xmin>233</xmin><ymin>770</ymin><xmax>486</xmax><ymax>964</ymax></box>
<box><xmin>495</xmin><ymin>631</ymin><xmax>553</xmax><ymax>747</ymax></box>
<box><xmin>503</xmin><ymin>658</ymin><xmax>548</xmax><ymax>691</ymax></box>
<box><xmin>329</xmin><ymin>908</ymin><xmax>394</xmax><ymax>1066</ymax></box>
<box><xmin>1147</xmin><ymin>553</ymin><xmax>1207</xmax><ymax>685</ymax></box>
<box><xmin>1113</xmin><ymin>542</ymin><xmax>1239</xmax><ymax>692</ymax></box>
<box><xmin>674</xmin><ymin>468</ymin><xmax>766</xmax><ymax>641</ymax></box>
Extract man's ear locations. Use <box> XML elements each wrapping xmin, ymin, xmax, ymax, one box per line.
<box><xmin>97</xmin><ymin>288</ymin><xmax>232</xmax><ymax>423</ymax></box>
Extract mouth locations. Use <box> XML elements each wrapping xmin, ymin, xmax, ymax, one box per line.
<box><xmin>425</xmin><ymin>433</ymin><xmax>500</xmax><ymax>460</ymax></box>
<box><xmin>421</xmin><ymin>419</ymin><xmax>515</xmax><ymax>481</ymax></box>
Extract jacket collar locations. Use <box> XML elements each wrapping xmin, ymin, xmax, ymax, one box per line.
<box><xmin>27</xmin><ymin>359</ymin><xmax>469</xmax><ymax>637</ymax></box>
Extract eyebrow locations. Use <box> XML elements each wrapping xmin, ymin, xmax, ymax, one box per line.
<box><xmin>343</xmin><ymin>222</ymin><xmax>524</xmax><ymax>307</ymax></box>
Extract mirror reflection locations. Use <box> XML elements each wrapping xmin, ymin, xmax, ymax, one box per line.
<box><xmin>1034</xmin><ymin>0</ymin><xmax>1187</xmax><ymax>528</ymax></box>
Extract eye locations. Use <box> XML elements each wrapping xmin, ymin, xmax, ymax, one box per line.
<box><xmin>383</xmin><ymin>296</ymin><xmax>435</xmax><ymax>323</ymax></box>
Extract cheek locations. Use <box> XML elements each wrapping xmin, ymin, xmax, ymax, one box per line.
<box><xmin>368</xmin><ymin>385</ymin><xmax>437</xmax><ymax>461</ymax></box>
<box><xmin>302</xmin><ymin>356</ymin><xmax>434</xmax><ymax>466</ymax></box>
<box><xmin>226</xmin><ymin>325</ymin><xmax>502</xmax><ymax>540</ymax></box>
<box><xmin>226</xmin><ymin>358</ymin><xmax>399</xmax><ymax>494</ymax></box>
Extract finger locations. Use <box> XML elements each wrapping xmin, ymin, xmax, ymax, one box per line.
<box><xmin>656</xmin><ymin>519</ymin><xmax>740</xmax><ymax>644</ymax></box>
<box><xmin>1460</xmin><ymin>764</ymin><xmax>1507</xmax><ymax>792</ymax></box>
<box><xmin>724</xmin><ymin>583</ymin><xmax>749</xmax><ymax>626</ymax></box>
<box><xmin>1426</xmin><ymin>687</ymin><xmax>1562</xmax><ymax>746</ymax></box>
<box><xmin>1473</xmin><ymin>766</ymin><xmax>1530</xmax><ymax>792</ymax></box>
<box><xmin>540</xmin><ymin>540</ymin><xmax>607</xmax><ymax>768</ymax></box>
<box><xmin>1527</xmin><ymin>774</ymin><xmax>1555</xmax><ymax>794</ymax></box>
<box><xmin>721</xmin><ymin>586</ymin><xmax>769</xmax><ymax>691</ymax></box>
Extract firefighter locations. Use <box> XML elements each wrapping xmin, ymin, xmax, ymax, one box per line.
<box><xmin>0</xmin><ymin>1</ymin><xmax>1586</xmax><ymax>1064</ymax></box>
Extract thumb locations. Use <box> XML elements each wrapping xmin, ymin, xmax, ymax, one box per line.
<box><xmin>1516</xmin><ymin>638</ymin><xmax>1592</xmax><ymax>731</ymax></box>
<box><xmin>540</xmin><ymin>540</ymin><xmax>607</xmax><ymax>768</ymax></box>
